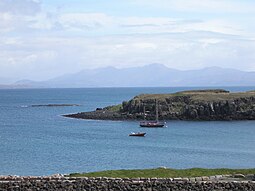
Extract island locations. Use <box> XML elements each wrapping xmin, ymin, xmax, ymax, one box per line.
<box><xmin>64</xmin><ymin>89</ymin><xmax>255</xmax><ymax>121</ymax></box>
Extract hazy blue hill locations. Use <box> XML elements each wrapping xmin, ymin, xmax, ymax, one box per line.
<box><xmin>45</xmin><ymin>64</ymin><xmax>255</xmax><ymax>87</ymax></box>
<box><xmin>180</xmin><ymin>67</ymin><xmax>254</xmax><ymax>86</ymax></box>
<box><xmin>2</xmin><ymin>64</ymin><xmax>255</xmax><ymax>88</ymax></box>
<box><xmin>46</xmin><ymin>64</ymin><xmax>180</xmax><ymax>87</ymax></box>
<box><xmin>14</xmin><ymin>79</ymin><xmax>48</xmax><ymax>88</ymax></box>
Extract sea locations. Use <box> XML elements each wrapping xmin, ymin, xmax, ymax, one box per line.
<box><xmin>0</xmin><ymin>87</ymin><xmax>255</xmax><ymax>176</ymax></box>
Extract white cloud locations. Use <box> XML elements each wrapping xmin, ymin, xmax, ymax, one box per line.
<box><xmin>0</xmin><ymin>1</ymin><xmax>250</xmax><ymax>38</ymax></box>
<box><xmin>0</xmin><ymin>0</ymin><xmax>255</xmax><ymax>81</ymax></box>
<box><xmin>55</xmin><ymin>13</ymin><xmax>245</xmax><ymax>38</ymax></box>
<box><xmin>2</xmin><ymin>31</ymin><xmax>255</xmax><ymax>80</ymax></box>
<box><xmin>29</xmin><ymin>13</ymin><xmax>55</xmax><ymax>30</ymax></box>
<box><xmin>59</xmin><ymin>13</ymin><xmax>112</xmax><ymax>30</ymax></box>
<box><xmin>0</xmin><ymin>13</ymin><xmax>14</xmax><ymax>32</ymax></box>
<box><xmin>0</xmin><ymin>0</ymin><xmax>41</xmax><ymax>15</ymax></box>
<box><xmin>132</xmin><ymin>0</ymin><xmax>255</xmax><ymax>13</ymax></box>
<box><xmin>132</xmin><ymin>42</ymin><xmax>157</xmax><ymax>49</ymax></box>
<box><xmin>0</xmin><ymin>0</ymin><xmax>43</xmax><ymax>34</ymax></box>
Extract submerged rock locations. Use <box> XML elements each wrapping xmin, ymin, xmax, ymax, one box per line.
<box><xmin>32</xmin><ymin>104</ymin><xmax>80</xmax><ymax>107</ymax></box>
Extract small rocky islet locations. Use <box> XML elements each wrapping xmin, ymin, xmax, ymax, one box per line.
<box><xmin>31</xmin><ymin>104</ymin><xmax>80</xmax><ymax>107</ymax></box>
<box><xmin>64</xmin><ymin>89</ymin><xmax>255</xmax><ymax>121</ymax></box>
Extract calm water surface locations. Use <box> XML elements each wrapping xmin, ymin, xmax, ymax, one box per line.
<box><xmin>0</xmin><ymin>87</ymin><xmax>255</xmax><ymax>176</ymax></box>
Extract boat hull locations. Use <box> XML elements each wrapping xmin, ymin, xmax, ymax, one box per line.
<box><xmin>129</xmin><ymin>133</ymin><xmax>146</xmax><ymax>137</ymax></box>
<box><xmin>140</xmin><ymin>121</ymin><xmax>165</xmax><ymax>128</ymax></box>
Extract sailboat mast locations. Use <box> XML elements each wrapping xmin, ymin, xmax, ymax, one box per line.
<box><xmin>155</xmin><ymin>99</ymin><xmax>158</xmax><ymax>122</ymax></box>
<box><xmin>143</xmin><ymin>103</ymin><xmax>146</xmax><ymax>120</ymax></box>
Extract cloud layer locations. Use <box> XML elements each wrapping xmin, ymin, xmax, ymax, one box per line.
<box><xmin>0</xmin><ymin>0</ymin><xmax>254</xmax><ymax>81</ymax></box>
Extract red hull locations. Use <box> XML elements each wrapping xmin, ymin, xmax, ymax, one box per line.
<box><xmin>140</xmin><ymin>121</ymin><xmax>165</xmax><ymax>128</ymax></box>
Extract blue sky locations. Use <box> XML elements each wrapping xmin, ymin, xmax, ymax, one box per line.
<box><xmin>0</xmin><ymin>0</ymin><xmax>255</xmax><ymax>82</ymax></box>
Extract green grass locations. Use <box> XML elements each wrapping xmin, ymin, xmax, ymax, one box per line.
<box><xmin>133</xmin><ymin>90</ymin><xmax>255</xmax><ymax>102</ymax></box>
<box><xmin>104</xmin><ymin>104</ymin><xmax>122</xmax><ymax>112</ymax></box>
<box><xmin>69</xmin><ymin>168</ymin><xmax>255</xmax><ymax>178</ymax></box>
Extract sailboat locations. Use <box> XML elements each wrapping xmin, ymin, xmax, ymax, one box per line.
<box><xmin>139</xmin><ymin>99</ymin><xmax>165</xmax><ymax>128</ymax></box>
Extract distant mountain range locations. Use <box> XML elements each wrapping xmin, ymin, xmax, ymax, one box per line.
<box><xmin>1</xmin><ymin>64</ymin><xmax>255</xmax><ymax>88</ymax></box>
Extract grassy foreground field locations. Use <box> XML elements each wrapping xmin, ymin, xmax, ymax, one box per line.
<box><xmin>70</xmin><ymin>168</ymin><xmax>255</xmax><ymax>178</ymax></box>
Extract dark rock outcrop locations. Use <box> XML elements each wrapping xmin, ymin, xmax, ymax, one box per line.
<box><xmin>64</xmin><ymin>89</ymin><xmax>255</xmax><ymax>121</ymax></box>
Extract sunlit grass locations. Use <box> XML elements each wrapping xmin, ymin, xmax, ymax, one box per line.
<box><xmin>70</xmin><ymin>168</ymin><xmax>255</xmax><ymax>178</ymax></box>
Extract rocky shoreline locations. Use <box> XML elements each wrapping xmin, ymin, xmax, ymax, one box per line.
<box><xmin>64</xmin><ymin>89</ymin><xmax>255</xmax><ymax>121</ymax></box>
<box><xmin>0</xmin><ymin>174</ymin><xmax>254</xmax><ymax>191</ymax></box>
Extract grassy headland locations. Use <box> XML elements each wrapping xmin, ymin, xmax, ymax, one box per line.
<box><xmin>64</xmin><ymin>89</ymin><xmax>255</xmax><ymax>121</ymax></box>
<box><xmin>70</xmin><ymin>168</ymin><xmax>255</xmax><ymax>178</ymax></box>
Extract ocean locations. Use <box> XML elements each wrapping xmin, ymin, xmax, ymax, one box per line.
<box><xmin>0</xmin><ymin>87</ymin><xmax>255</xmax><ymax>176</ymax></box>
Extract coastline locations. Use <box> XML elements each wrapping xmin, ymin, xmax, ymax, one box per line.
<box><xmin>64</xmin><ymin>89</ymin><xmax>255</xmax><ymax>121</ymax></box>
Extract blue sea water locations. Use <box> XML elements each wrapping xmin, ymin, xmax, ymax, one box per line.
<box><xmin>0</xmin><ymin>87</ymin><xmax>255</xmax><ymax>176</ymax></box>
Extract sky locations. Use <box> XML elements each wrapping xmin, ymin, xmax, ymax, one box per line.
<box><xmin>0</xmin><ymin>0</ymin><xmax>255</xmax><ymax>82</ymax></box>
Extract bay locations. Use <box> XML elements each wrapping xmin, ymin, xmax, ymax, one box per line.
<box><xmin>0</xmin><ymin>87</ymin><xmax>255</xmax><ymax>176</ymax></box>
